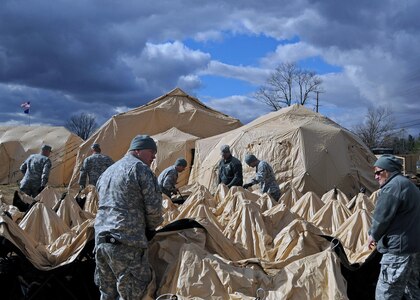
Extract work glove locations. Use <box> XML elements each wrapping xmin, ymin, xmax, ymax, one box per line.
<box><xmin>243</xmin><ymin>183</ymin><xmax>253</xmax><ymax>189</ymax></box>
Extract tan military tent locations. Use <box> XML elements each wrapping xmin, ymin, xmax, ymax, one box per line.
<box><xmin>151</xmin><ymin>127</ymin><xmax>199</xmax><ymax>188</ymax></box>
<box><xmin>189</xmin><ymin>104</ymin><xmax>378</xmax><ymax>198</ymax></box>
<box><xmin>0</xmin><ymin>126</ymin><xmax>83</xmax><ymax>186</ymax></box>
<box><xmin>69</xmin><ymin>88</ymin><xmax>242</xmax><ymax>186</ymax></box>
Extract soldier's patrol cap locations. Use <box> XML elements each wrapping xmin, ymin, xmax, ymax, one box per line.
<box><xmin>41</xmin><ymin>144</ymin><xmax>52</xmax><ymax>152</ymax></box>
<box><xmin>175</xmin><ymin>158</ymin><xmax>187</xmax><ymax>167</ymax></box>
<box><xmin>245</xmin><ymin>154</ymin><xmax>257</xmax><ymax>165</ymax></box>
<box><xmin>129</xmin><ymin>135</ymin><xmax>157</xmax><ymax>152</ymax></box>
<box><xmin>91</xmin><ymin>143</ymin><xmax>101</xmax><ymax>150</ymax></box>
<box><xmin>220</xmin><ymin>144</ymin><xmax>230</xmax><ymax>154</ymax></box>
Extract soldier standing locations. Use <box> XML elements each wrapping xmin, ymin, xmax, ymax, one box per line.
<box><xmin>94</xmin><ymin>135</ymin><xmax>163</xmax><ymax>299</ymax></box>
<box><xmin>242</xmin><ymin>154</ymin><xmax>281</xmax><ymax>201</ymax></box>
<box><xmin>78</xmin><ymin>143</ymin><xmax>114</xmax><ymax>190</ymax></box>
<box><xmin>158</xmin><ymin>158</ymin><xmax>187</xmax><ymax>198</ymax></box>
<box><xmin>218</xmin><ymin>144</ymin><xmax>243</xmax><ymax>188</ymax></box>
<box><xmin>19</xmin><ymin>144</ymin><xmax>52</xmax><ymax>197</ymax></box>
<box><xmin>368</xmin><ymin>154</ymin><xmax>420</xmax><ymax>299</ymax></box>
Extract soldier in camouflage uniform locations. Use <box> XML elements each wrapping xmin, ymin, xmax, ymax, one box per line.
<box><xmin>157</xmin><ymin>157</ymin><xmax>187</xmax><ymax>198</ymax></box>
<box><xmin>78</xmin><ymin>143</ymin><xmax>114</xmax><ymax>189</ymax></box>
<box><xmin>242</xmin><ymin>154</ymin><xmax>281</xmax><ymax>201</ymax></box>
<box><xmin>218</xmin><ymin>145</ymin><xmax>243</xmax><ymax>188</ymax></box>
<box><xmin>368</xmin><ymin>155</ymin><xmax>420</xmax><ymax>299</ymax></box>
<box><xmin>19</xmin><ymin>144</ymin><xmax>52</xmax><ymax>198</ymax></box>
<box><xmin>94</xmin><ymin>135</ymin><xmax>162</xmax><ymax>300</ymax></box>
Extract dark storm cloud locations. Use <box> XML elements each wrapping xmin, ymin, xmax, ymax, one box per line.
<box><xmin>0</xmin><ymin>1</ymin><xmax>144</xmax><ymax>98</ymax></box>
<box><xmin>0</xmin><ymin>0</ymin><xmax>419</xmax><ymax>135</ymax></box>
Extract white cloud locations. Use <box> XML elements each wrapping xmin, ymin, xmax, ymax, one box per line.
<box><xmin>203</xmin><ymin>61</ymin><xmax>270</xmax><ymax>85</ymax></box>
<box><xmin>260</xmin><ymin>42</ymin><xmax>321</xmax><ymax>67</ymax></box>
<box><xmin>205</xmin><ymin>94</ymin><xmax>272</xmax><ymax>124</ymax></box>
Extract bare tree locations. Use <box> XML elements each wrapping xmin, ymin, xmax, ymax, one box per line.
<box><xmin>353</xmin><ymin>106</ymin><xmax>396</xmax><ymax>148</ymax></box>
<box><xmin>295</xmin><ymin>69</ymin><xmax>323</xmax><ymax>105</ymax></box>
<box><xmin>254</xmin><ymin>62</ymin><xmax>323</xmax><ymax>110</ymax></box>
<box><xmin>65</xmin><ymin>113</ymin><xmax>98</xmax><ymax>140</ymax></box>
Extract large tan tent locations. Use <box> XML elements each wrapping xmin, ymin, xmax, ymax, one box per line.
<box><xmin>0</xmin><ymin>126</ymin><xmax>83</xmax><ymax>186</ymax></box>
<box><xmin>69</xmin><ymin>88</ymin><xmax>242</xmax><ymax>186</ymax></box>
<box><xmin>189</xmin><ymin>104</ymin><xmax>378</xmax><ymax>198</ymax></box>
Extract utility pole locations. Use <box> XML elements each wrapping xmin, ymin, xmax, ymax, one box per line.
<box><xmin>315</xmin><ymin>91</ymin><xmax>320</xmax><ymax>113</ymax></box>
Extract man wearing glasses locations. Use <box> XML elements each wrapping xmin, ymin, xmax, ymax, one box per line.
<box><xmin>368</xmin><ymin>154</ymin><xmax>420</xmax><ymax>299</ymax></box>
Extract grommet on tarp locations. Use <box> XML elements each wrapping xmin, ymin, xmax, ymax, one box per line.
<box><xmin>255</xmin><ymin>287</ymin><xmax>266</xmax><ymax>299</ymax></box>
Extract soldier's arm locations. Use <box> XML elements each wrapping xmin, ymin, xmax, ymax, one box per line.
<box><xmin>254</xmin><ymin>162</ymin><xmax>268</xmax><ymax>183</ymax></box>
<box><xmin>79</xmin><ymin>159</ymin><xmax>88</xmax><ymax>187</ymax></box>
<box><xmin>41</xmin><ymin>159</ymin><xmax>52</xmax><ymax>186</ymax></box>
<box><xmin>163</xmin><ymin>170</ymin><xmax>177</xmax><ymax>193</ymax></box>
<box><xmin>217</xmin><ymin>161</ymin><xmax>222</xmax><ymax>184</ymax></box>
<box><xmin>20</xmin><ymin>160</ymin><xmax>28</xmax><ymax>174</ymax></box>
<box><xmin>141</xmin><ymin>170</ymin><xmax>163</xmax><ymax>231</ymax></box>
<box><xmin>369</xmin><ymin>192</ymin><xmax>400</xmax><ymax>242</ymax></box>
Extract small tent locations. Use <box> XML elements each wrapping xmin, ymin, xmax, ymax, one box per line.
<box><xmin>0</xmin><ymin>126</ymin><xmax>83</xmax><ymax>186</ymax></box>
<box><xmin>151</xmin><ymin>127</ymin><xmax>199</xmax><ymax>187</ymax></box>
<box><xmin>189</xmin><ymin>104</ymin><xmax>378</xmax><ymax>198</ymax></box>
<box><xmin>69</xmin><ymin>88</ymin><xmax>242</xmax><ymax>186</ymax></box>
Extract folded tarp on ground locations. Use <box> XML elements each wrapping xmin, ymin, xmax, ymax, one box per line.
<box><xmin>0</xmin><ymin>183</ymin><xmax>379</xmax><ymax>299</ymax></box>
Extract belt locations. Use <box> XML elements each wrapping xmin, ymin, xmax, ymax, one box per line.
<box><xmin>97</xmin><ymin>235</ymin><xmax>122</xmax><ymax>245</ymax></box>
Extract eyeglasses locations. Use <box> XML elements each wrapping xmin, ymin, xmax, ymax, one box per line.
<box><xmin>374</xmin><ymin>169</ymin><xmax>385</xmax><ymax>176</ymax></box>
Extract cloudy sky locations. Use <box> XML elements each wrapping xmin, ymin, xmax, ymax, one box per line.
<box><xmin>1</xmin><ymin>0</ymin><xmax>420</xmax><ymax>136</ymax></box>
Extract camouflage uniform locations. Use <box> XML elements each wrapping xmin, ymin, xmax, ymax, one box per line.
<box><xmin>376</xmin><ymin>253</ymin><xmax>420</xmax><ymax>299</ymax></box>
<box><xmin>94</xmin><ymin>153</ymin><xmax>162</xmax><ymax>300</ymax></box>
<box><xmin>157</xmin><ymin>165</ymin><xmax>178</xmax><ymax>197</ymax></box>
<box><xmin>79</xmin><ymin>153</ymin><xmax>114</xmax><ymax>187</ymax></box>
<box><xmin>218</xmin><ymin>156</ymin><xmax>243</xmax><ymax>188</ymax></box>
<box><xmin>369</xmin><ymin>172</ymin><xmax>420</xmax><ymax>299</ymax></box>
<box><xmin>249</xmin><ymin>160</ymin><xmax>281</xmax><ymax>201</ymax></box>
<box><xmin>19</xmin><ymin>153</ymin><xmax>51</xmax><ymax>197</ymax></box>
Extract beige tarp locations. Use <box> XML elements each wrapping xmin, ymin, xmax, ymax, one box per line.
<box><xmin>291</xmin><ymin>191</ymin><xmax>324</xmax><ymax>221</ymax></box>
<box><xmin>189</xmin><ymin>104</ymin><xmax>378</xmax><ymax>198</ymax></box>
<box><xmin>0</xmin><ymin>126</ymin><xmax>83</xmax><ymax>185</ymax></box>
<box><xmin>0</xmin><ymin>187</ymin><xmax>94</xmax><ymax>270</ymax></box>
<box><xmin>1</xmin><ymin>182</ymin><xmax>379</xmax><ymax>298</ymax></box>
<box><xmin>69</xmin><ymin>87</ymin><xmax>242</xmax><ymax>187</ymax></box>
<box><xmin>151</xmin><ymin>127</ymin><xmax>199</xmax><ymax>188</ymax></box>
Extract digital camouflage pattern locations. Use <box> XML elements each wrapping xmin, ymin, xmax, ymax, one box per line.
<box><xmin>250</xmin><ymin>160</ymin><xmax>281</xmax><ymax>201</ymax></box>
<box><xmin>95</xmin><ymin>153</ymin><xmax>162</xmax><ymax>299</ymax></box>
<box><xmin>19</xmin><ymin>153</ymin><xmax>51</xmax><ymax>197</ymax></box>
<box><xmin>79</xmin><ymin>153</ymin><xmax>114</xmax><ymax>187</ymax></box>
<box><xmin>376</xmin><ymin>253</ymin><xmax>420</xmax><ymax>299</ymax></box>
<box><xmin>95</xmin><ymin>244</ymin><xmax>151</xmax><ymax>300</ymax></box>
<box><xmin>218</xmin><ymin>156</ymin><xmax>243</xmax><ymax>188</ymax></box>
<box><xmin>157</xmin><ymin>165</ymin><xmax>178</xmax><ymax>197</ymax></box>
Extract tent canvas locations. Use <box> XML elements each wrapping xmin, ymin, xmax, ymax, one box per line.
<box><xmin>69</xmin><ymin>88</ymin><xmax>242</xmax><ymax>187</ymax></box>
<box><xmin>0</xmin><ymin>126</ymin><xmax>83</xmax><ymax>186</ymax></box>
<box><xmin>189</xmin><ymin>104</ymin><xmax>378</xmax><ymax>198</ymax></box>
<box><xmin>151</xmin><ymin>127</ymin><xmax>199</xmax><ymax>188</ymax></box>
